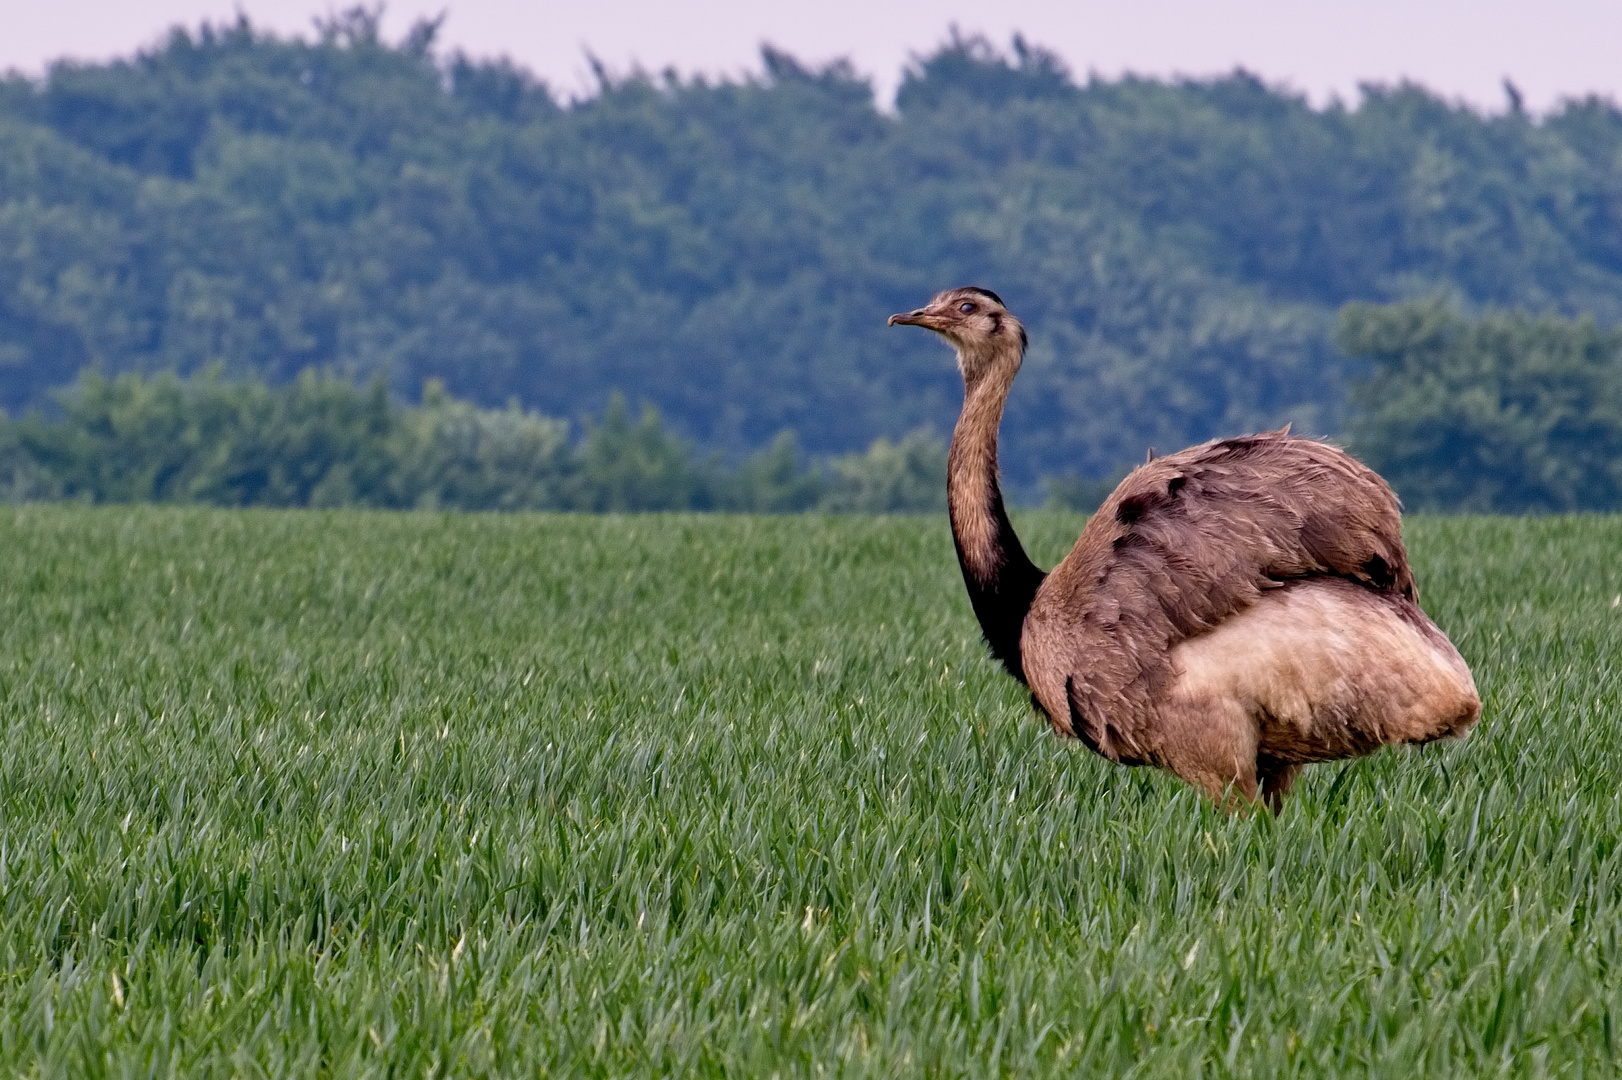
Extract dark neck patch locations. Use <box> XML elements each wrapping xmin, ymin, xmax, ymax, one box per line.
<box><xmin>949</xmin><ymin>480</ymin><xmax>1046</xmax><ymax>685</ymax></box>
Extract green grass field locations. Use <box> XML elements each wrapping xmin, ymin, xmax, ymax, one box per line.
<box><xmin>1</xmin><ymin>507</ymin><xmax>1620</xmax><ymax>1077</ymax></box>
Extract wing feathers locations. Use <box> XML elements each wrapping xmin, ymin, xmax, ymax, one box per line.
<box><xmin>1026</xmin><ymin>433</ymin><xmax>1414</xmax><ymax>751</ymax></box>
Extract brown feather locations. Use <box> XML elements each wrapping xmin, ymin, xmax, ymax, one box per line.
<box><xmin>1023</xmin><ymin>432</ymin><xmax>1417</xmax><ymax>758</ymax></box>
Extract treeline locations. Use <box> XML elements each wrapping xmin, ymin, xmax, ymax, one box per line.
<box><xmin>0</xmin><ymin>372</ymin><xmax>946</xmax><ymax>512</ymax></box>
<box><xmin>8</xmin><ymin>297</ymin><xmax>1619</xmax><ymax>514</ymax></box>
<box><xmin>4</xmin><ymin>12</ymin><xmax>1622</xmax><ymax>490</ymax></box>
<box><xmin>1339</xmin><ymin>302</ymin><xmax>1622</xmax><ymax>513</ymax></box>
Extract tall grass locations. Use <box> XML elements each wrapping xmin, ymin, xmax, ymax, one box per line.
<box><xmin>0</xmin><ymin>508</ymin><xmax>1618</xmax><ymax>1077</ymax></box>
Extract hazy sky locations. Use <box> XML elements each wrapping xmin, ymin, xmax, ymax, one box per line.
<box><xmin>6</xmin><ymin>0</ymin><xmax>1621</xmax><ymax>112</ymax></box>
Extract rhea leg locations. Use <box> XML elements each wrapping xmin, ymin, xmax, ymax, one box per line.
<box><xmin>1156</xmin><ymin>694</ymin><xmax>1260</xmax><ymax>808</ymax></box>
<box><xmin>1257</xmin><ymin>757</ymin><xmax>1302</xmax><ymax>813</ymax></box>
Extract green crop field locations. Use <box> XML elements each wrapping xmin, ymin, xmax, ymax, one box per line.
<box><xmin>0</xmin><ymin>507</ymin><xmax>1619</xmax><ymax>1077</ymax></box>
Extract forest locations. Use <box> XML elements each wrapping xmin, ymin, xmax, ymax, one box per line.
<box><xmin>3</xmin><ymin>9</ymin><xmax>1622</xmax><ymax>504</ymax></box>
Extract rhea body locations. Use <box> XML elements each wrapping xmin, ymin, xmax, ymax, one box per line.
<box><xmin>890</xmin><ymin>287</ymin><xmax>1479</xmax><ymax>807</ymax></box>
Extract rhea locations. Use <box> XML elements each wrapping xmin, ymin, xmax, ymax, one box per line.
<box><xmin>890</xmin><ymin>287</ymin><xmax>1479</xmax><ymax>808</ymax></box>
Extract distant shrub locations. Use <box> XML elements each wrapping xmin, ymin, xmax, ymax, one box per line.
<box><xmin>821</xmin><ymin>430</ymin><xmax>948</xmax><ymax>514</ymax></box>
<box><xmin>571</xmin><ymin>394</ymin><xmax>709</xmax><ymax>512</ymax></box>
<box><xmin>393</xmin><ymin>380</ymin><xmax>575</xmax><ymax>510</ymax></box>
<box><xmin>0</xmin><ymin>423</ymin><xmax>57</xmax><ymax>502</ymax></box>
<box><xmin>722</xmin><ymin>431</ymin><xmax>826</xmax><ymax>513</ymax></box>
<box><xmin>1337</xmin><ymin>301</ymin><xmax>1622</xmax><ymax>512</ymax></box>
<box><xmin>10</xmin><ymin>369</ymin><xmax>397</xmax><ymax>507</ymax></box>
<box><xmin>0</xmin><ymin>371</ymin><xmax>956</xmax><ymax>513</ymax></box>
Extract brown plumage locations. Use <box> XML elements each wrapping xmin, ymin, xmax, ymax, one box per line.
<box><xmin>890</xmin><ymin>287</ymin><xmax>1479</xmax><ymax>808</ymax></box>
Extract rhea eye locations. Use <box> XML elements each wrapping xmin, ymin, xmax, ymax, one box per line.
<box><xmin>959</xmin><ymin>302</ymin><xmax>976</xmax><ymax>313</ymax></box>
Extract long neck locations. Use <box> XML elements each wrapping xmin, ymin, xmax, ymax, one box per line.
<box><xmin>947</xmin><ymin>356</ymin><xmax>1045</xmax><ymax>685</ymax></box>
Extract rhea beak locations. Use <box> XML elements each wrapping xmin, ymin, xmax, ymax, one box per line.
<box><xmin>888</xmin><ymin>309</ymin><xmax>933</xmax><ymax>327</ymax></box>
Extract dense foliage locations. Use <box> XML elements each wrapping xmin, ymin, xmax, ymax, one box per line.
<box><xmin>5</xmin><ymin>12</ymin><xmax>1622</xmax><ymax>489</ymax></box>
<box><xmin>1</xmin><ymin>508</ymin><xmax>1619</xmax><ymax>1074</ymax></box>
<box><xmin>1338</xmin><ymin>302</ymin><xmax>1622</xmax><ymax>512</ymax></box>
<box><xmin>0</xmin><ymin>369</ymin><xmax>945</xmax><ymax>511</ymax></box>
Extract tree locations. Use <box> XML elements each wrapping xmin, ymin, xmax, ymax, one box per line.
<box><xmin>394</xmin><ymin>380</ymin><xmax>574</xmax><ymax>510</ymax></box>
<box><xmin>723</xmin><ymin>430</ymin><xmax>825</xmax><ymax>512</ymax></box>
<box><xmin>571</xmin><ymin>394</ymin><xmax>708</xmax><ymax>512</ymax></box>
<box><xmin>821</xmin><ymin>430</ymin><xmax>947</xmax><ymax>513</ymax></box>
<box><xmin>1337</xmin><ymin>300</ymin><xmax>1622</xmax><ymax>511</ymax></box>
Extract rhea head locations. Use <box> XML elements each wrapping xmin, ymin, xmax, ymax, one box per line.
<box><xmin>888</xmin><ymin>286</ymin><xmax>1027</xmax><ymax>386</ymax></box>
